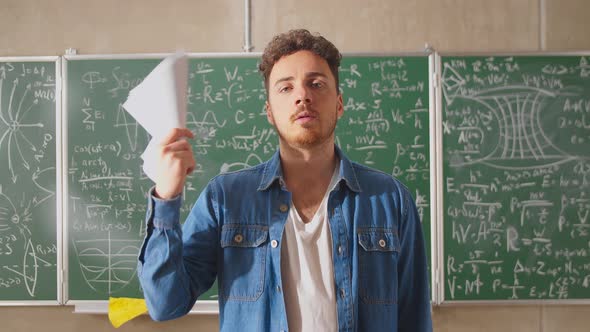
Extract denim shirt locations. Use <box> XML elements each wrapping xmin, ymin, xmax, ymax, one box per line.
<box><xmin>138</xmin><ymin>146</ymin><xmax>432</xmax><ymax>332</ymax></box>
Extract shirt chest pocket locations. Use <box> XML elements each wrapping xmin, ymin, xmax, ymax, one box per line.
<box><xmin>358</xmin><ymin>228</ymin><xmax>400</xmax><ymax>305</ymax></box>
<box><xmin>220</xmin><ymin>224</ymin><xmax>268</xmax><ymax>301</ymax></box>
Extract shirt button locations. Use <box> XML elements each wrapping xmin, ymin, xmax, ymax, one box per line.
<box><xmin>271</xmin><ymin>240</ymin><xmax>278</xmax><ymax>248</ymax></box>
<box><xmin>340</xmin><ymin>288</ymin><xmax>346</xmax><ymax>299</ymax></box>
<box><xmin>234</xmin><ymin>234</ymin><xmax>243</xmax><ymax>243</ymax></box>
<box><xmin>338</xmin><ymin>245</ymin><xmax>343</xmax><ymax>255</ymax></box>
<box><xmin>279</xmin><ymin>204</ymin><xmax>288</xmax><ymax>212</ymax></box>
<box><xmin>276</xmin><ymin>286</ymin><xmax>281</xmax><ymax>293</ymax></box>
<box><xmin>379</xmin><ymin>239</ymin><xmax>386</xmax><ymax>248</ymax></box>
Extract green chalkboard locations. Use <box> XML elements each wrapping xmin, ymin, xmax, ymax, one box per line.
<box><xmin>441</xmin><ymin>55</ymin><xmax>590</xmax><ymax>301</ymax></box>
<box><xmin>0</xmin><ymin>60</ymin><xmax>58</xmax><ymax>302</ymax></box>
<box><xmin>65</xmin><ymin>54</ymin><xmax>431</xmax><ymax>301</ymax></box>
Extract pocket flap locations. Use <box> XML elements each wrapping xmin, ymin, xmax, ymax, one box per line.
<box><xmin>358</xmin><ymin>228</ymin><xmax>400</xmax><ymax>252</ymax></box>
<box><xmin>221</xmin><ymin>224</ymin><xmax>268</xmax><ymax>248</ymax></box>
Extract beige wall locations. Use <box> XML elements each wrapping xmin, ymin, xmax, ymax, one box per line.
<box><xmin>1</xmin><ymin>0</ymin><xmax>590</xmax><ymax>331</ymax></box>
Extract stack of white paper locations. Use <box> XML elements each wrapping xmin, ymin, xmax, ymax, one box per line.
<box><xmin>122</xmin><ymin>52</ymin><xmax>188</xmax><ymax>182</ymax></box>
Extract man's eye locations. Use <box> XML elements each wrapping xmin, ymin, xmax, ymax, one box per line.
<box><xmin>311</xmin><ymin>82</ymin><xmax>324</xmax><ymax>88</ymax></box>
<box><xmin>279</xmin><ymin>86</ymin><xmax>291</xmax><ymax>93</ymax></box>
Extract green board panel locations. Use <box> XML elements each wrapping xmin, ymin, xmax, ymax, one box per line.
<box><xmin>0</xmin><ymin>61</ymin><xmax>58</xmax><ymax>301</ymax></box>
<box><xmin>66</xmin><ymin>55</ymin><xmax>431</xmax><ymax>301</ymax></box>
<box><xmin>441</xmin><ymin>55</ymin><xmax>590</xmax><ymax>301</ymax></box>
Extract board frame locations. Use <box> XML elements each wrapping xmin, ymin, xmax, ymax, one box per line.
<box><xmin>62</xmin><ymin>51</ymin><xmax>437</xmax><ymax>313</ymax></box>
<box><xmin>62</xmin><ymin>51</ymin><xmax>439</xmax><ymax>314</ymax></box>
<box><xmin>0</xmin><ymin>56</ymin><xmax>62</xmax><ymax>306</ymax></box>
<box><xmin>435</xmin><ymin>51</ymin><xmax>590</xmax><ymax>305</ymax></box>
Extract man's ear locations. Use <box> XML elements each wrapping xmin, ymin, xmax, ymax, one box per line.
<box><xmin>336</xmin><ymin>93</ymin><xmax>344</xmax><ymax>119</ymax></box>
<box><xmin>265</xmin><ymin>101</ymin><xmax>275</xmax><ymax>125</ymax></box>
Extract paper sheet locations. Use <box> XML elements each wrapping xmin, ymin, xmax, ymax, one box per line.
<box><xmin>122</xmin><ymin>52</ymin><xmax>188</xmax><ymax>182</ymax></box>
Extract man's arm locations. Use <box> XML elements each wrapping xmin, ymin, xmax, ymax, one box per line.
<box><xmin>397</xmin><ymin>188</ymin><xmax>433</xmax><ymax>331</ymax></box>
<box><xmin>136</xmin><ymin>126</ymin><xmax>219</xmax><ymax>321</ymax></box>
<box><xmin>137</xmin><ymin>185</ymin><xmax>218</xmax><ymax>321</ymax></box>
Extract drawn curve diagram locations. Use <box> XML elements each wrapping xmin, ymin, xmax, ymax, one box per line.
<box><xmin>0</xmin><ymin>78</ymin><xmax>44</xmax><ymax>183</ymax></box>
<box><xmin>220</xmin><ymin>153</ymin><xmax>264</xmax><ymax>173</ymax></box>
<box><xmin>442</xmin><ymin>63</ymin><xmax>579</xmax><ymax>170</ymax></box>
<box><xmin>72</xmin><ymin>233</ymin><xmax>141</xmax><ymax>295</ymax></box>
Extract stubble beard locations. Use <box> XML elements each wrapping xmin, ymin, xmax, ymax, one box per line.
<box><xmin>275</xmin><ymin>110</ymin><xmax>338</xmax><ymax>148</ymax></box>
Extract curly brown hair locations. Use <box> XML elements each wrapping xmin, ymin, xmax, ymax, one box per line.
<box><xmin>259</xmin><ymin>29</ymin><xmax>342</xmax><ymax>94</ymax></box>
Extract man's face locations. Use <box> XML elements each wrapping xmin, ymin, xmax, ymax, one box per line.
<box><xmin>266</xmin><ymin>50</ymin><xmax>343</xmax><ymax>149</ymax></box>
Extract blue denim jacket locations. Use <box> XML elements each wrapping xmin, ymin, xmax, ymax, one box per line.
<box><xmin>138</xmin><ymin>146</ymin><xmax>432</xmax><ymax>331</ymax></box>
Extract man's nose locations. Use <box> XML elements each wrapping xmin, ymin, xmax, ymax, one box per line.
<box><xmin>294</xmin><ymin>85</ymin><xmax>312</xmax><ymax>106</ymax></box>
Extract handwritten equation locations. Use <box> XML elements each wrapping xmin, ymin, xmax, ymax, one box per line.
<box><xmin>442</xmin><ymin>56</ymin><xmax>590</xmax><ymax>300</ymax></box>
<box><xmin>0</xmin><ymin>61</ymin><xmax>57</xmax><ymax>301</ymax></box>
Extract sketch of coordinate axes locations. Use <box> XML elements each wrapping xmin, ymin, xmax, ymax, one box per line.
<box><xmin>442</xmin><ymin>64</ymin><xmax>576</xmax><ymax>170</ymax></box>
<box><xmin>72</xmin><ymin>233</ymin><xmax>142</xmax><ymax>294</ymax></box>
<box><xmin>0</xmin><ymin>78</ymin><xmax>44</xmax><ymax>183</ymax></box>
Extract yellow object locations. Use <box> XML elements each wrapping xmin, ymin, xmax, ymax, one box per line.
<box><xmin>108</xmin><ymin>297</ymin><xmax>148</xmax><ymax>328</ymax></box>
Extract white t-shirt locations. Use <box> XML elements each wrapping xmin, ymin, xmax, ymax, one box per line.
<box><xmin>280</xmin><ymin>166</ymin><xmax>340</xmax><ymax>332</ymax></box>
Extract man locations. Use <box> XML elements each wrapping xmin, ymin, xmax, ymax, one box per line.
<box><xmin>138</xmin><ymin>29</ymin><xmax>432</xmax><ymax>331</ymax></box>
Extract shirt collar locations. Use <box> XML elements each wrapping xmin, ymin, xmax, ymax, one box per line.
<box><xmin>257</xmin><ymin>145</ymin><xmax>361</xmax><ymax>193</ymax></box>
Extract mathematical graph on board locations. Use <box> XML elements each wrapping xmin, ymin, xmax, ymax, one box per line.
<box><xmin>114</xmin><ymin>103</ymin><xmax>228</xmax><ymax>155</ymax></box>
<box><xmin>0</xmin><ymin>78</ymin><xmax>45</xmax><ymax>182</ymax></box>
<box><xmin>31</xmin><ymin>166</ymin><xmax>55</xmax><ymax>207</ymax></box>
<box><xmin>442</xmin><ymin>63</ymin><xmax>579</xmax><ymax>171</ymax></box>
<box><xmin>0</xmin><ymin>188</ymin><xmax>54</xmax><ymax>297</ymax></box>
<box><xmin>220</xmin><ymin>153</ymin><xmax>263</xmax><ymax>173</ymax></box>
<box><xmin>187</xmin><ymin>109</ymin><xmax>228</xmax><ymax>153</ymax></box>
<box><xmin>114</xmin><ymin>103</ymin><xmax>147</xmax><ymax>153</ymax></box>
<box><xmin>72</xmin><ymin>233</ymin><xmax>141</xmax><ymax>294</ymax></box>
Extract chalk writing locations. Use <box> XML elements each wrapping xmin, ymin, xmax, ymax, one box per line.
<box><xmin>443</xmin><ymin>56</ymin><xmax>590</xmax><ymax>300</ymax></box>
<box><xmin>0</xmin><ymin>61</ymin><xmax>57</xmax><ymax>301</ymax></box>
